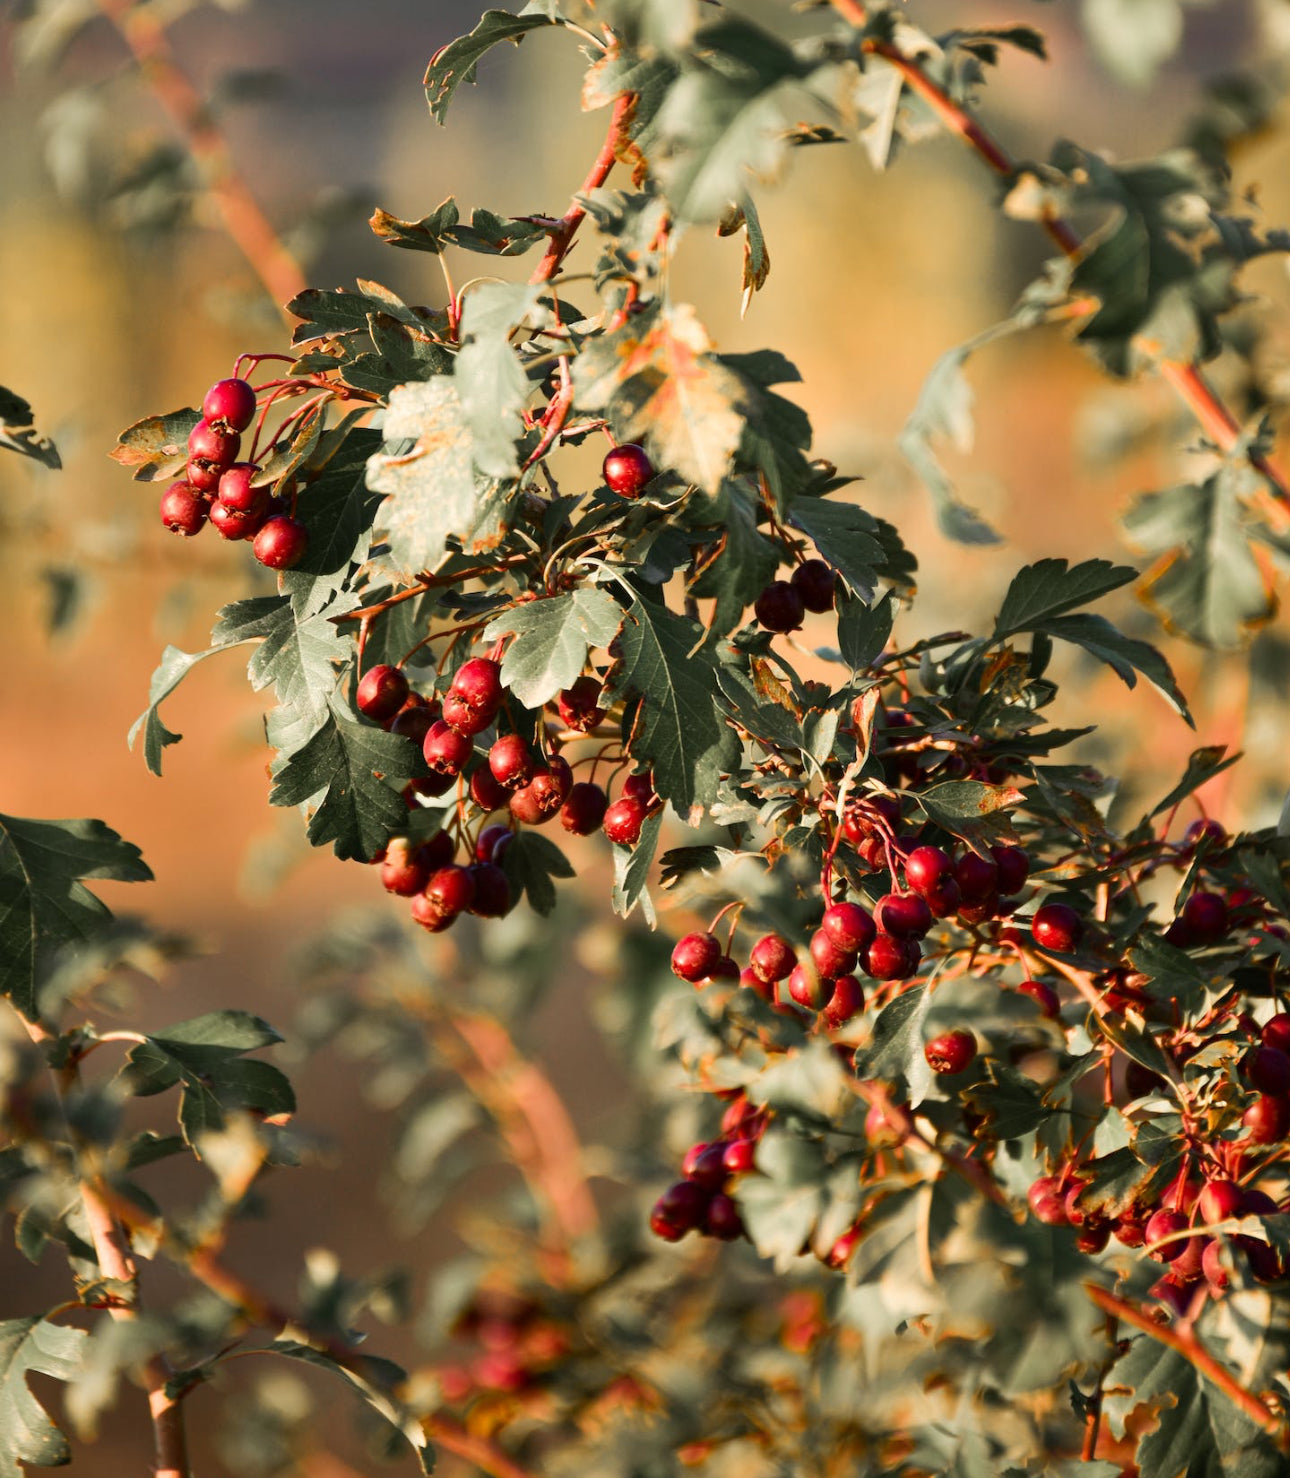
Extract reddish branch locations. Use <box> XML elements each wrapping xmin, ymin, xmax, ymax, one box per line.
<box><xmin>1085</xmin><ymin>1285</ymin><xmax>1288</xmax><ymax>1443</ymax></box>
<box><xmin>826</xmin><ymin>0</ymin><xmax>1290</xmax><ymax>515</ymax></box>
<box><xmin>95</xmin><ymin>0</ymin><xmax>306</xmax><ymax>316</ymax></box>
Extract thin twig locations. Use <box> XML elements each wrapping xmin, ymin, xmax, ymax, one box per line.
<box><xmin>530</xmin><ymin>93</ymin><xmax>634</xmax><ymax>286</ymax></box>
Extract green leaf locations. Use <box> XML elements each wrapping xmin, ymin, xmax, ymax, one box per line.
<box><xmin>0</xmin><ymin>1317</ymin><xmax>86</xmax><ymax>1478</ymax></box>
<box><xmin>688</xmin><ymin>482</ymin><xmax>780</xmax><ymax>639</ymax></box>
<box><xmin>609</xmin><ymin>594</ymin><xmax>740</xmax><ymax>820</ymax></box>
<box><xmin>280</xmin><ymin>428</ymin><xmax>383</xmax><ymax>617</ymax></box>
<box><xmin>649</xmin><ymin>16</ymin><xmax>810</xmax><ymax>224</ymax></box>
<box><xmin>1128</xmin><ymin>934</ymin><xmax>1211</xmax><ymax>1018</ymax></box>
<box><xmin>736</xmin><ymin>1130</ymin><xmax>827</xmax><ymax>1271</ymax></box>
<box><xmin>485</xmin><ymin>588</ymin><xmax>623</xmax><ymax>708</ymax></box>
<box><xmin>244</xmin><ymin>600</ymin><xmax>351</xmax><ymax>754</ymax></box>
<box><xmin>717</xmin><ymin>196</ymin><xmax>770</xmax><ymax>313</ymax></box>
<box><xmin>0</xmin><ymin>386</ymin><xmax>60</xmax><ymax>470</ymax></box>
<box><xmin>109</xmin><ymin>405</ymin><xmax>199</xmax><ymax>483</ymax></box>
<box><xmin>837</xmin><ymin>592</ymin><xmax>895</xmax><ymax>672</ymax></box>
<box><xmin>611</xmin><ymin>810</ymin><xmax>662</xmax><ymax>925</ymax></box>
<box><xmin>912</xmin><ymin>780</ymin><xmax>1022</xmax><ymax>850</ymax></box>
<box><xmin>1081</xmin><ymin>0</ymin><xmax>1182</xmax><ymax>89</ymax></box>
<box><xmin>994</xmin><ymin>558</ymin><xmax>1138</xmax><ymax>637</ymax></box>
<box><xmin>425</xmin><ymin>8</ymin><xmax>561</xmax><ymax>123</ymax></box>
<box><xmin>368</xmin><ymin>198</ymin><xmax>461</xmax><ymax>253</ymax></box>
<box><xmin>787</xmin><ymin>497</ymin><xmax>886</xmax><ymax>601</ymax></box>
<box><xmin>269</xmin><ymin>699</ymin><xmax>417</xmax><ymax>862</ymax></box>
<box><xmin>128</xmin><ymin>644</ymin><xmax>227</xmax><ymax>776</ymax></box>
<box><xmin>1043</xmin><ymin>612</ymin><xmax>1192</xmax><ymax>724</ymax></box>
<box><xmin>0</xmin><ymin>816</ymin><xmax>151</xmax><ymax>1020</ymax></box>
<box><xmin>500</xmin><ymin>831</ymin><xmax>574</xmax><ymax>916</ymax></box>
<box><xmin>453</xmin><ymin>282</ymin><xmax>539</xmax><ymax>479</ymax></box>
<box><xmin>367</xmin><ymin>379</ymin><xmax>508</xmax><ymax>579</ymax></box>
<box><xmin>852</xmin><ymin>984</ymin><xmax>932</xmax><ymax>1105</ymax></box>
<box><xmin>719</xmin><ymin>349</ymin><xmax>815</xmax><ymax>508</ymax></box>
<box><xmin>1148</xmin><ymin>746</ymin><xmax>1240</xmax><ymax>820</ymax></box>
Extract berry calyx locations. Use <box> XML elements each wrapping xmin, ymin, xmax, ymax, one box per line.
<box><xmin>1032</xmin><ymin>901</ymin><xmax>1084</xmax><ymax>953</ymax></box>
<box><xmin>557</xmin><ymin>676</ymin><xmax>605</xmax><ymax>732</ymax></box>
<box><xmin>602</xmin><ymin>443</ymin><xmax>655</xmax><ymax>498</ymax></box>
<box><xmin>442</xmin><ymin>693</ymin><xmax>495</xmax><ymax>736</ymax></box>
<box><xmin>253</xmin><ymin>514</ymin><xmax>309</xmax><ymax>569</ymax></box>
<box><xmin>216</xmin><ymin>462</ymin><xmax>266</xmax><ymax>516</ymax></box>
<box><xmin>672</xmin><ymin>932</ymin><xmax>722</xmax><ymax>984</ymax></box>
<box><xmin>451</xmin><ymin>657</ymin><xmax>504</xmax><ymax>715</ymax></box>
<box><xmin>188</xmin><ymin>418</ymin><xmax>241</xmax><ymax>467</ymax></box>
<box><xmin>489</xmin><ymin>734</ymin><xmax>536</xmax><ymax>790</ymax></box>
<box><xmin>790</xmin><ymin>558</ymin><xmax>836</xmax><ymax>613</ymax></box>
<box><xmin>209</xmin><ymin>499</ymin><xmax>258</xmax><ymax>540</ymax></box>
<box><xmin>424</xmin><ymin>720</ymin><xmax>474</xmax><ymax>776</ymax></box>
<box><xmin>754</xmin><ymin>580</ymin><xmax>805</xmax><ymax>634</ymax></box>
<box><xmin>159</xmin><ymin>481</ymin><xmax>208</xmax><ymax>537</ymax></box>
<box><xmin>924</xmin><ymin>1029</ymin><xmax>976</xmax><ymax>1076</ymax></box>
<box><xmin>202</xmin><ymin>377</ymin><xmax>257</xmax><ymax>432</ymax></box>
<box><xmin>561</xmin><ymin>782</ymin><xmax>608</xmax><ymax>836</ymax></box>
<box><xmin>603</xmin><ymin>796</ymin><xmax>646</xmax><ymax>846</ymax></box>
<box><xmin>356</xmin><ymin>664</ymin><xmax>409</xmax><ymax>723</ymax></box>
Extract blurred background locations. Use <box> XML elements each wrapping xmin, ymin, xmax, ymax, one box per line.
<box><xmin>2</xmin><ymin>0</ymin><xmax>1290</xmax><ymax>1470</ymax></box>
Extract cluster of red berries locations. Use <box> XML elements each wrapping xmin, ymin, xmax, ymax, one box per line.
<box><xmin>158</xmin><ymin>376</ymin><xmax>308</xmax><ymax>569</ymax></box>
<box><xmin>753</xmin><ymin>558</ymin><xmax>837</xmax><ymax>633</ymax></box>
<box><xmin>649</xmin><ymin>1097</ymin><xmax>766</xmax><ymax>1243</ymax></box>
<box><xmin>433</xmin><ymin>1288</ymin><xmax>572</xmax><ymax>1400</ymax></box>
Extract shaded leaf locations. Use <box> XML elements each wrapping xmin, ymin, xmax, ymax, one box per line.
<box><xmin>0</xmin><ymin>1317</ymin><xmax>86</xmax><ymax>1478</ymax></box>
<box><xmin>485</xmin><ymin>588</ymin><xmax>623</xmax><ymax>708</ymax></box>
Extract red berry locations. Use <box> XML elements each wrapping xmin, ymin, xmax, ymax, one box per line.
<box><xmin>467</xmin><ymin>863</ymin><xmax>511</xmax><ymax>918</ymax></box>
<box><xmin>357</xmin><ymin>665</ymin><xmax>409</xmax><ymax>723</ymax></box>
<box><xmin>404</xmin><ymin>773</ymin><xmax>454</xmax><ymax>805</ymax></box>
<box><xmin>188</xmin><ymin>418</ymin><xmax>240</xmax><ymax>466</ymax></box>
<box><xmin>787</xmin><ymin>959</ymin><xmax>828</xmax><ymax>1010</ymax></box>
<box><xmin>873</xmin><ymin>892</ymin><xmax>932</xmax><ymax>938</ymax></box>
<box><xmin>442</xmin><ymin>692</ymin><xmax>495</xmax><ymax>736</ymax></box>
<box><xmin>1027</xmin><ymin>1176</ymin><xmax>1068</xmax><ymax>1226</ymax></box>
<box><xmin>1064</xmin><ymin>1183</ymin><xmax>1091</xmax><ymax>1227</ymax></box>
<box><xmin>202</xmin><ymin>377</ymin><xmax>257</xmax><ymax>432</ymax></box>
<box><xmin>1032</xmin><ymin>902</ymin><xmax>1083</xmax><ymax>953</ymax></box>
<box><xmin>1198</xmin><ymin>1180</ymin><xmax>1243</xmax><ymax>1225</ymax></box>
<box><xmin>957</xmin><ymin>894</ymin><xmax>999</xmax><ymax>926</ymax></box>
<box><xmin>1202</xmin><ymin>1238</ymin><xmax>1232</xmax><ymax>1292</ymax></box>
<box><xmin>923</xmin><ymin>877</ymin><xmax>962</xmax><ymax>918</ymax></box>
<box><xmin>991</xmin><ymin>845</ymin><xmax>1030</xmax><ymax>897</ymax></box>
<box><xmin>603</xmin><ymin>796</ymin><xmax>646</xmax><ymax>846</ymax></box>
<box><xmin>704</xmin><ymin>1193</ymin><xmax>743</xmax><ymax>1241</ymax></box>
<box><xmin>489</xmin><ymin>734</ymin><xmax>536</xmax><ymax>790</ymax></box>
<box><xmin>474</xmin><ymin>825</ymin><xmax>513</xmax><ymax>865</ymax></box>
<box><xmin>1184</xmin><ymin>817</ymin><xmax>1227</xmax><ymax>850</ymax></box>
<box><xmin>380</xmin><ymin>838</ymin><xmax>433</xmax><ymax>897</ymax></box>
<box><xmin>424</xmin><ymin>720</ymin><xmax>473</xmax><ymax>776</ymax></box>
<box><xmin>754</xmin><ymin>580</ymin><xmax>805</xmax><ymax>634</ymax></box>
<box><xmin>684</xmin><ymin>1143</ymin><xmax>728</xmax><ymax>1190</ymax></box>
<box><xmin>672</xmin><ymin>932</ymin><xmax>722</xmax><ymax>984</ymax></box>
<box><xmin>1181</xmin><ymin>891</ymin><xmax>1229</xmax><ymax>945</ymax></box>
<box><xmin>1244</xmin><ymin>1046</ymin><xmax>1290</xmax><ymax>1096</ymax></box>
<box><xmin>705</xmin><ymin>956</ymin><xmax>740</xmax><ymax>985</ymax></box>
<box><xmin>1114</xmin><ymin>1216</ymin><xmax>1147</xmax><ymax>1248</ymax></box>
<box><xmin>451</xmin><ymin>657</ymin><xmax>504</xmax><ymax>715</ymax></box>
<box><xmin>1017</xmin><ymin>979</ymin><xmax>1060</xmax><ymax>1018</ymax></box>
<box><xmin>955</xmin><ymin>852</ymin><xmax>998</xmax><ymax>901</ymax></box>
<box><xmin>421</xmin><ymin>831</ymin><xmax>456</xmax><ymax>871</ymax></box>
<box><xmin>740</xmin><ymin>965</ymin><xmax>770</xmax><ymax>998</ymax></box>
<box><xmin>528</xmin><ymin>755</ymin><xmax>573</xmax><ymax>814</ymax></box>
<box><xmin>602</xmin><ymin>443</ymin><xmax>654</xmax><ymax>498</ymax></box>
<box><xmin>790</xmin><ymin>558</ymin><xmax>836</xmax><ymax>613</ymax></box>
<box><xmin>1262</xmin><ymin>1014</ymin><xmax>1290</xmax><ymax>1054</ymax></box>
<box><xmin>826</xmin><ymin>1223</ymin><xmax>863</xmax><ymax>1269</ymax></box>
<box><xmin>809</xmin><ymin>928</ymin><xmax>856</xmax><ymax>981</ymax></box>
<box><xmin>424</xmin><ymin>865</ymin><xmax>476</xmax><ymax>920</ymax></box>
<box><xmin>390</xmin><ymin>701</ymin><xmax>436</xmax><ymax>746</ymax></box>
<box><xmin>409</xmin><ymin>892</ymin><xmax>455</xmax><ymax>932</ymax></box>
<box><xmin>470</xmin><ymin>765</ymin><xmax>508</xmax><ymax>813</ymax></box>
<box><xmin>185</xmin><ymin>457</ymin><xmax>223</xmax><ymax>494</ymax></box>
<box><xmin>621</xmin><ymin>772</ymin><xmax>658</xmax><ymax>811</ymax></box>
<box><xmin>659</xmin><ymin>1178</ymin><xmax>709</xmax><ymax>1229</ymax></box>
<box><xmin>216</xmin><ymin>462</ymin><xmax>266</xmax><ymax>517</ymax></box>
<box><xmin>1075</xmin><ymin>1221</ymin><xmax>1111</xmax><ymax>1255</ymax></box>
<box><xmin>209</xmin><ymin>499</ymin><xmax>257</xmax><ymax>540</ymax></box>
<box><xmin>1145</xmin><ymin>1209</ymin><xmax>1190</xmax><ymax>1262</ymax></box>
<box><xmin>821</xmin><ymin>902</ymin><xmax>876</xmax><ymax>955</ymax></box>
<box><xmin>822</xmin><ymin>974</ymin><xmax>865</xmax><ymax>1028</ymax></box>
<box><xmin>862</xmin><ymin>933</ymin><xmax>917</xmax><ymax>981</ymax></box>
<box><xmin>904</xmin><ymin>846</ymin><xmax>953</xmax><ymax>896</ymax></box>
<box><xmin>924</xmin><ymin>1029</ymin><xmax>976</xmax><ymax>1076</ymax></box>
<box><xmin>159</xmin><ymin>481</ymin><xmax>208</xmax><ymax>536</ymax></box>
<box><xmin>508</xmin><ymin>785</ymin><xmax>549</xmax><ymax>826</ymax></box>
<box><xmin>750</xmin><ymin>934</ymin><xmax>796</xmax><ymax>984</ymax></box>
<box><xmin>253</xmin><ymin>514</ymin><xmax>309</xmax><ymax>569</ymax></box>
<box><xmin>561</xmin><ymin>782</ymin><xmax>608</xmax><ymax>836</ymax></box>
<box><xmin>556</xmin><ymin>676</ymin><xmax>604</xmax><ymax>732</ymax></box>
<box><xmin>722</xmin><ymin>1139</ymin><xmax>757</xmax><ymax>1174</ymax></box>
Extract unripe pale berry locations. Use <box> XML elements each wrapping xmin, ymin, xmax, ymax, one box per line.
<box><xmin>356</xmin><ymin>664</ymin><xmax>409</xmax><ymax>722</ymax></box>
<box><xmin>754</xmin><ymin>580</ymin><xmax>805</xmax><ymax>634</ymax></box>
<box><xmin>672</xmin><ymin>932</ymin><xmax>722</xmax><ymax>984</ymax></box>
<box><xmin>924</xmin><ymin>1029</ymin><xmax>976</xmax><ymax>1076</ymax></box>
<box><xmin>202</xmin><ymin>377</ymin><xmax>257</xmax><ymax>431</ymax></box>
<box><xmin>253</xmin><ymin>514</ymin><xmax>309</xmax><ymax>569</ymax></box>
<box><xmin>602</xmin><ymin>443</ymin><xmax>654</xmax><ymax>498</ymax></box>
<box><xmin>1032</xmin><ymin>902</ymin><xmax>1083</xmax><ymax>953</ymax></box>
<box><xmin>159</xmin><ymin>481</ymin><xmax>208</xmax><ymax>536</ymax></box>
<box><xmin>603</xmin><ymin>796</ymin><xmax>645</xmax><ymax>846</ymax></box>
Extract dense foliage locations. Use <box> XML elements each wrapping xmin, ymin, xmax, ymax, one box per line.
<box><xmin>7</xmin><ymin>1</ymin><xmax>1290</xmax><ymax>1475</ymax></box>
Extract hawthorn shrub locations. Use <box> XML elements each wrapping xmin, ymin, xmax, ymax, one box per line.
<box><xmin>6</xmin><ymin>2</ymin><xmax>1290</xmax><ymax>1477</ymax></box>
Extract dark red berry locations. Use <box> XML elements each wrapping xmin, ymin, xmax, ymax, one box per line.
<box><xmin>561</xmin><ymin>782</ymin><xmax>608</xmax><ymax>836</ymax></box>
<box><xmin>809</xmin><ymin>928</ymin><xmax>856</xmax><ymax>981</ymax></box>
<box><xmin>991</xmin><ymin>845</ymin><xmax>1030</xmax><ymax>897</ymax></box>
<box><xmin>790</xmin><ymin>558</ymin><xmax>836</xmax><ymax>613</ymax></box>
<box><xmin>874</xmin><ymin>892</ymin><xmax>932</xmax><ymax>938</ymax></box>
<box><xmin>1075</xmin><ymin>1221</ymin><xmax>1111</xmax><ymax>1255</ymax></box>
<box><xmin>451</xmin><ymin>657</ymin><xmax>504</xmax><ymax>715</ymax></box>
<box><xmin>705</xmin><ymin>956</ymin><xmax>740</xmax><ymax>985</ymax></box>
<box><xmin>528</xmin><ymin>755</ymin><xmax>573</xmax><ymax>813</ymax></box>
<box><xmin>442</xmin><ymin>692</ymin><xmax>495</xmax><ymax>736</ymax></box>
<box><xmin>705</xmin><ymin>1193</ymin><xmax>743</xmax><ymax>1241</ymax></box>
<box><xmin>672</xmin><ymin>932</ymin><xmax>722</xmax><ymax>984</ymax></box>
<box><xmin>508</xmin><ymin>785</ymin><xmax>549</xmax><ymax>826</ymax></box>
<box><xmin>1027</xmin><ymin>1176</ymin><xmax>1068</xmax><ymax>1226</ymax></box>
<box><xmin>1244</xmin><ymin>1046</ymin><xmax>1290</xmax><ymax>1095</ymax></box>
<box><xmin>188</xmin><ymin>418</ymin><xmax>240</xmax><ymax>466</ymax></box>
<box><xmin>603</xmin><ymin>796</ymin><xmax>646</xmax><ymax>846</ymax></box>
<box><xmin>621</xmin><ymin>772</ymin><xmax>659</xmax><ymax>811</ymax></box>
<box><xmin>467</xmin><ymin>863</ymin><xmax>511</xmax><ymax>918</ymax></box>
<box><xmin>474</xmin><ymin>826</ymin><xmax>512</xmax><ymax>866</ymax></box>
<box><xmin>821</xmin><ymin>902</ymin><xmax>876</xmax><ymax>955</ymax></box>
<box><xmin>750</xmin><ymin>934</ymin><xmax>796</xmax><ymax>984</ymax></box>
<box><xmin>957</xmin><ymin>894</ymin><xmax>998</xmax><ymax>926</ymax></box>
<box><xmin>602</xmin><ymin>443</ymin><xmax>654</xmax><ymax>498</ymax></box>
<box><xmin>1017</xmin><ymin>979</ymin><xmax>1060</xmax><ymax>1018</ymax></box>
<box><xmin>1244</xmin><ymin>1094</ymin><xmax>1290</xmax><ymax>1143</ymax></box>
<box><xmin>202</xmin><ymin>377</ymin><xmax>257</xmax><ymax>432</ymax></box>
<box><xmin>489</xmin><ymin>734</ymin><xmax>536</xmax><ymax>790</ymax></box>
<box><xmin>1114</xmin><ymin>1216</ymin><xmax>1147</xmax><ymax>1248</ymax></box>
<box><xmin>1181</xmin><ymin>891</ymin><xmax>1229</xmax><ymax>945</ymax></box>
<box><xmin>684</xmin><ymin>1143</ymin><xmax>728</xmax><ymax>1190</ymax></box>
<box><xmin>424</xmin><ymin>720</ymin><xmax>473</xmax><ymax>776</ymax></box>
<box><xmin>1032</xmin><ymin>902</ymin><xmax>1083</xmax><ymax>953</ymax></box>
<box><xmin>955</xmin><ymin>852</ymin><xmax>998</xmax><ymax>901</ymax></box>
<box><xmin>826</xmin><ymin>1223</ymin><xmax>864</xmax><ymax>1268</ymax></box>
<box><xmin>651</xmin><ymin>1180</ymin><xmax>710</xmax><ymax>1241</ymax></box>
<box><xmin>380</xmin><ymin>838</ymin><xmax>433</xmax><ymax>897</ymax></box>
<box><xmin>253</xmin><ymin>514</ymin><xmax>308</xmax><ymax>570</ymax></box>
<box><xmin>424</xmin><ymin>865</ymin><xmax>476</xmax><ymax>920</ymax></box>
<box><xmin>422</xmin><ymin>830</ymin><xmax>456</xmax><ymax>871</ymax></box>
<box><xmin>557</xmin><ymin>675</ymin><xmax>604</xmax><ymax>732</ymax></box>
<box><xmin>159</xmin><ymin>481</ymin><xmax>208</xmax><ymax>536</ymax></box>
<box><xmin>1184</xmin><ymin>817</ymin><xmax>1227</xmax><ymax>850</ymax></box>
<box><xmin>754</xmin><ymin>580</ymin><xmax>805</xmax><ymax>634</ymax></box>
<box><xmin>904</xmin><ymin>846</ymin><xmax>953</xmax><ymax>896</ymax></box>
<box><xmin>216</xmin><ymin>462</ymin><xmax>266</xmax><ymax>517</ymax></box>
<box><xmin>404</xmin><ymin>772</ymin><xmax>455</xmax><ymax>804</ymax></box>
<box><xmin>1262</xmin><ymin>1014</ymin><xmax>1290</xmax><ymax>1054</ymax></box>
<box><xmin>357</xmin><ymin>665</ymin><xmax>409</xmax><ymax>723</ymax></box>
<box><xmin>389</xmin><ymin>701</ymin><xmax>436</xmax><ymax>747</ymax></box>
<box><xmin>470</xmin><ymin>765</ymin><xmax>508</xmax><ymax>813</ymax></box>
<box><xmin>924</xmin><ymin>1029</ymin><xmax>976</xmax><ymax>1076</ymax></box>
<box><xmin>822</xmin><ymin>974</ymin><xmax>864</xmax><ymax>1028</ymax></box>
<box><xmin>863</xmin><ymin>933</ymin><xmax>917</xmax><ymax>981</ymax></box>
<box><xmin>923</xmin><ymin>877</ymin><xmax>962</xmax><ymax>918</ymax></box>
<box><xmin>409</xmin><ymin>892</ymin><xmax>455</xmax><ymax>932</ymax></box>
<box><xmin>787</xmin><ymin>959</ymin><xmax>828</xmax><ymax>1010</ymax></box>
